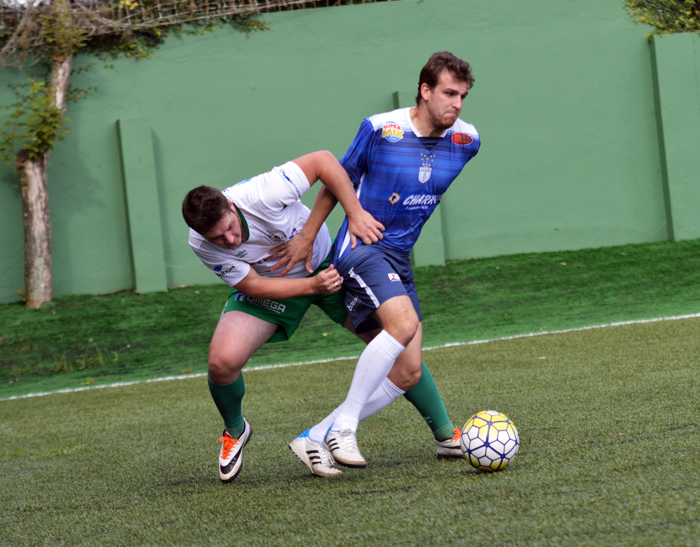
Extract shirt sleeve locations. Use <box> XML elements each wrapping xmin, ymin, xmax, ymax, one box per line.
<box><xmin>260</xmin><ymin>161</ymin><xmax>312</xmax><ymax>211</ymax></box>
<box><xmin>188</xmin><ymin>229</ymin><xmax>250</xmax><ymax>287</ymax></box>
<box><xmin>468</xmin><ymin>134</ymin><xmax>481</xmax><ymax>161</ymax></box>
<box><xmin>339</xmin><ymin>119</ymin><xmax>375</xmax><ymax>186</ymax></box>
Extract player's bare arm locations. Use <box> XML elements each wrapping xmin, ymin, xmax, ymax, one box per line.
<box><xmin>269</xmin><ymin>151</ymin><xmax>384</xmax><ymax>275</ymax></box>
<box><xmin>293</xmin><ymin>151</ymin><xmax>384</xmax><ymax>247</ymax></box>
<box><xmin>234</xmin><ymin>263</ymin><xmax>341</xmax><ymax>299</ymax></box>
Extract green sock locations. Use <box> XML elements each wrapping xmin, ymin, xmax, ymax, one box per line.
<box><xmin>403</xmin><ymin>361</ymin><xmax>455</xmax><ymax>441</ymax></box>
<box><xmin>208</xmin><ymin>375</ymin><xmax>245</xmax><ymax>438</ymax></box>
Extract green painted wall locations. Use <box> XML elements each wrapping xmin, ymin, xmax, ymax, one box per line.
<box><xmin>0</xmin><ymin>0</ymin><xmax>687</xmax><ymax>303</ymax></box>
<box><xmin>651</xmin><ymin>33</ymin><xmax>700</xmax><ymax>242</ymax></box>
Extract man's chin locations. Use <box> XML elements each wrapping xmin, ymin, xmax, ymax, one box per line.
<box><xmin>443</xmin><ymin>115</ymin><xmax>458</xmax><ymax>126</ymax></box>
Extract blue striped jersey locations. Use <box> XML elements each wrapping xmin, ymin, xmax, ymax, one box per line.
<box><xmin>332</xmin><ymin>107</ymin><xmax>480</xmax><ymax>265</ymax></box>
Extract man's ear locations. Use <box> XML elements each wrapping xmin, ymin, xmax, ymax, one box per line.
<box><xmin>419</xmin><ymin>82</ymin><xmax>431</xmax><ymax>102</ymax></box>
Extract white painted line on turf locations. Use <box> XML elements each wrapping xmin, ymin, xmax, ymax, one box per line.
<box><xmin>0</xmin><ymin>356</ymin><xmax>361</xmax><ymax>402</ymax></box>
<box><xmin>422</xmin><ymin>311</ymin><xmax>700</xmax><ymax>351</ymax></box>
<box><xmin>3</xmin><ymin>312</ymin><xmax>700</xmax><ymax>402</ymax></box>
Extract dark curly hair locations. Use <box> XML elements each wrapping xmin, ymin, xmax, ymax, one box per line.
<box><xmin>415</xmin><ymin>51</ymin><xmax>474</xmax><ymax>105</ymax></box>
<box><xmin>182</xmin><ymin>185</ymin><xmax>230</xmax><ymax>235</ymax></box>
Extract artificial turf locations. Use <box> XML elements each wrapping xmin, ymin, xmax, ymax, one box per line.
<box><xmin>2</xmin><ymin>239</ymin><xmax>700</xmax><ymax>399</ymax></box>
<box><xmin>1</xmin><ymin>317</ymin><xmax>698</xmax><ymax>546</ymax></box>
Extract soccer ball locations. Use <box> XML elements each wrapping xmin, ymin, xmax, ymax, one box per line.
<box><xmin>460</xmin><ymin>410</ymin><xmax>519</xmax><ymax>472</ymax></box>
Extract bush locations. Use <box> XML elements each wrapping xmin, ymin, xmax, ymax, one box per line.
<box><xmin>623</xmin><ymin>0</ymin><xmax>700</xmax><ymax>37</ymax></box>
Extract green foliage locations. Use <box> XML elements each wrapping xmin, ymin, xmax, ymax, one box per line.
<box><xmin>0</xmin><ymin>71</ymin><xmax>95</xmax><ymax>168</ymax></box>
<box><xmin>0</xmin><ymin>1</ymin><xmax>272</xmax><ymax>167</ymax></box>
<box><xmin>40</xmin><ymin>0</ymin><xmax>86</xmax><ymax>61</ymax></box>
<box><xmin>0</xmin><ymin>78</ymin><xmax>70</xmax><ymax>165</ymax></box>
<box><xmin>622</xmin><ymin>0</ymin><xmax>700</xmax><ymax>36</ymax></box>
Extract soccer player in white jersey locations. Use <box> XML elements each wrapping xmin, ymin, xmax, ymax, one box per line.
<box><xmin>183</xmin><ymin>151</ymin><xmax>384</xmax><ymax>483</ymax></box>
<box><xmin>288</xmin><ymin>52</ymin><xmax>481</xmax><ymax>471</ymax></box>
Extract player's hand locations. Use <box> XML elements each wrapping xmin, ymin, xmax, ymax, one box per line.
<box><xmin>347</xmin><ymin>209</ymin><xmax>384</xmax><ymax>249</ymax></box>
<box><xmin>269</xmin><ymin>231</ymin><xmax>314</xmax><ymax>276</ymax></box>
<box><xmin>313</xmin><ymin>265</ymin><xmax>342</xmax><ymax>294</ymax></box>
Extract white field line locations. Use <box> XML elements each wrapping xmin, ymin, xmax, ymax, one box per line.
<box><xmin>2</xmin><ymin>312</ymin><xmax>699</xmax><ymax>403</ymax></box>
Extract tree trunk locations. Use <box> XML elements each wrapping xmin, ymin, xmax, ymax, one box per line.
<box><xmin>17</xmin><ymin>149</ymin><xmax>52</xmax><ymax>309</ymax></box>
<box><xmin>16</xmin><ymin>54</ymin><xmax>72</xmax><ymax>309</ymax></box>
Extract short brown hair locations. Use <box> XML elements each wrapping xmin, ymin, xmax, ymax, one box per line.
<box><xmin>415</xmin><ymin>51</ymin><xmax>474</xmax><ymax>105</ymax></box>
<box><xmin>182</xmin><ymin>185</ymin><xmax>230</xmax><ymax>235</ymax></box>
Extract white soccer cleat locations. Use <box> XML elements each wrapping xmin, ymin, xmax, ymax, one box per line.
<box><xmin>289</xmin><ymin>430</ymin><xmax>343</xmax><ymax>478</ymax></box>
<box><xmin>436</xmin><ymin>427</ymin><xmax>466</xmax><ymax>459</ymax></box>
<box><xmin>324</xmin><ymin>429</ymin><xmax>367</xmax><ymax>468</ymax></box>
<box><xmin>218</xmin><ymin>419</ymin><xmax>252</xmax><ymax>483</ymax></box>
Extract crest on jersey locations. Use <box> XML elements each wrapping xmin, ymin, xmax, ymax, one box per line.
<box><xmin>419</xmin><ymin>153</ymin><xmax>436</xmax><ymax>183</ymax></box>
<box><xmin>452</xmin><ymin>132</ymin><xmax>473</xmax><ymax>145</ymax></box>
<box><xmin>388</xmin><ymin>192</ymin><xmax>401</xmax><ymax>206</ymax></box>
<box><xmin>266</xmin><ymin>230</ymin><xmax>287</xmax><ymax>243</ymax></box>
<box><xmin>382</xmin><ymin>122</ymin><xmax>404</xmax><ymax>142</ymax></box>
<box><xmin>388</xmin><ymin>272</ymin><xmax>400</xmax><ymax>282</ymax></box>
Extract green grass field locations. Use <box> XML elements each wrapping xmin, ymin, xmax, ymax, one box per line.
<box><xmin>1</xmin><ymin>318</ymin><xmax>699</xmax><ymax>545</ymax></box>
<box><xmin>3</xmin><ymin>239</ymin><xmax>700</xmax><ymax>399</ymax></box>
<box><xmin>2</xmin><ymin>240</ymin><xmax>700</xmax><ymax>545</ymax></box>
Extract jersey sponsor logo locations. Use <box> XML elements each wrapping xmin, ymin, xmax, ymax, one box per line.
<box><xmin>452</xmin><ymin>132</ymin><xmax>473</xmax><ymax>145</ymax></box>
<box><xmin>279</xmin><ymin>169</ymin><xmax>301</xmax><ymax>194</ymax></box>
<box><xmin>419</xmin><ymin>153</ymin><xmax>436</xmax><ymax>183</ymax></box>
<box><xmin>213</xmin><ymin>264</ymin><xmax>236</xmax><ymax>277</ymax></box>
<box><xmin>403</xmin><ymin>194</ymin><xmax>440</xmax><ymax>207</ymax></box>
<box><xmin>388</xmin><ymin>272</ymin><xmax>400</xmax><ymax>282</ymax></box>
<box><xmin>381</xmin><ymin>122</ymin><xmax>404</xmax><ymax>142</ymax></box>
<box><xmin>245</xmin><ymin>296</ymin><xmax>287</xmax><ymax>314</ymax></box>
<box><xmin>388</xmin><ymin>192</ymin><xmax>401</xmax><ymax>205</ymax></box>
<box><xmin>347</xmin><ymin>295</ymin><xmax>360</xmax><ymax>312</ymax></box>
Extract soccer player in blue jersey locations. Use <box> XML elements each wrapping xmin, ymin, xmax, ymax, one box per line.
<box><xmin>287</xmin><ymin>52</ymin><xmax>480</xmax><ymax>472</ymax></box>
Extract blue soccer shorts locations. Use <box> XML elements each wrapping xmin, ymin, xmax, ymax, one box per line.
<box><xmin>336</xmin><ymin>244</ymin><xmax>422</xmax><ymax>334</ymax></box>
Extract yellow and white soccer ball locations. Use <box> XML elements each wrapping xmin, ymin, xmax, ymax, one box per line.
<box><xmin>461</xmin><ymin>410</ymin><xmax>519</xmax><ymax>472</ymax></box>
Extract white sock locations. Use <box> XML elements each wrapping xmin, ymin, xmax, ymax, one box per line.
<box><xmin>327</xmin><ymin>330</ymin><xmax>404</xmax><ymax>434</ymax></box>
<box><xmin>308</xmin><ymin>377</ymin><xmax>405</xmax><ymax>443</ymax></box>
<box><xmin>360</xmin><ymin>376</ymin><xmax>405</xmax><ymax>419</ymax></box>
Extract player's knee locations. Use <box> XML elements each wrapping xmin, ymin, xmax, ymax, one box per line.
<box><xmin>208</xmin><ymin>350</ymin><xmax>245</xmax><ymax>383</ymax></box>
<box><xmin>391</xmin><ymin>361</ymin><xmax>422</xmax><ymax>391</ymax></box>
<box><xmin>389</xmin><ymin>316</ymin><xmax>419</xmax><ymax>347</ymax></box>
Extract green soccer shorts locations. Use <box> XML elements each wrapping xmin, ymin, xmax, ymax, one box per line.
<box><xmin>221</xmin><ymin>255</ymin><xmax>346</xmax><ymax>344</ymax></box>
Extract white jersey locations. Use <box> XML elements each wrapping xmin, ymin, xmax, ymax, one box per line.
<box><xmin>189</xmin><ymin>161</ymin><xmax>331</xmax><ymax>287</ymax></box>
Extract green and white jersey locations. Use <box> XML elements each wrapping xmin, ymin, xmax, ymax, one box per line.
<box><xmin>189</xmin><ymin>161</ymin><xmax>331</xmax><ymax>287</ymax></box>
